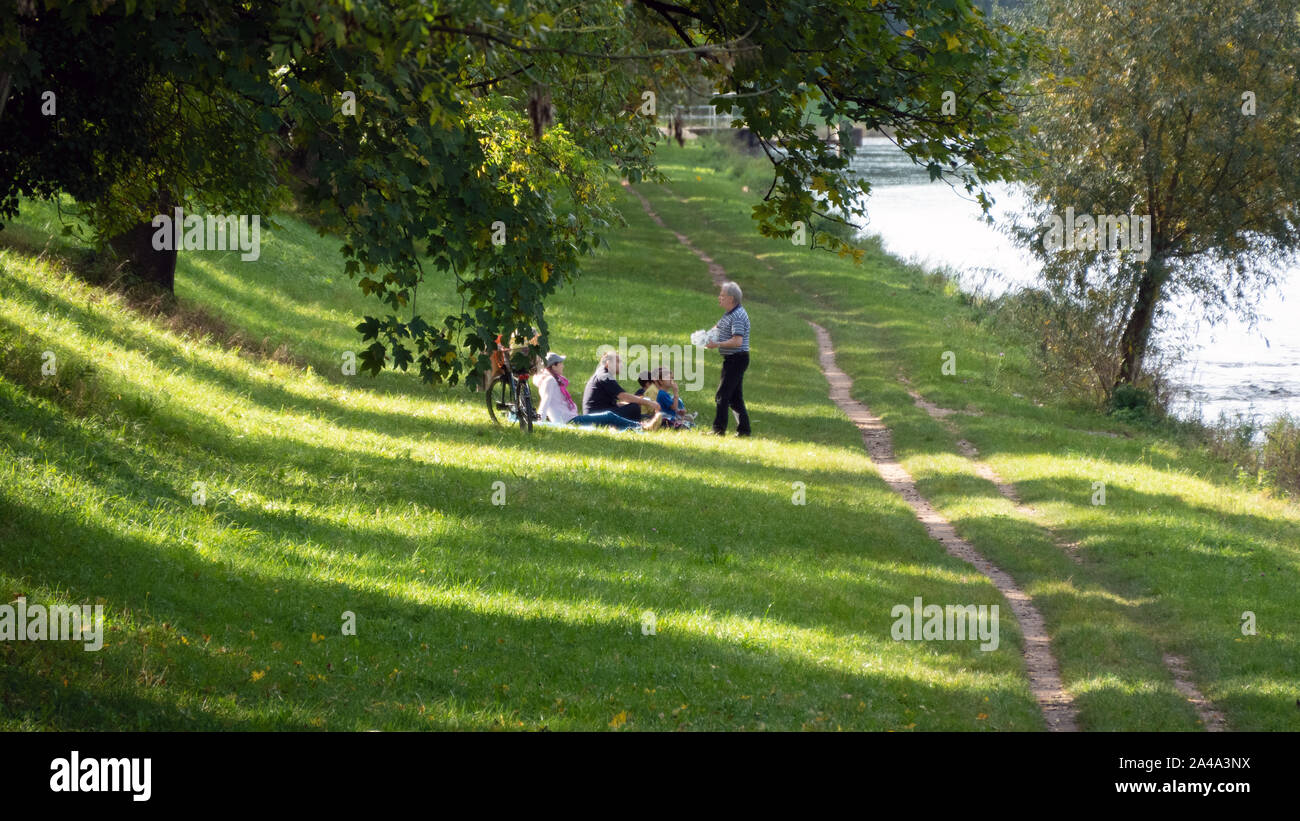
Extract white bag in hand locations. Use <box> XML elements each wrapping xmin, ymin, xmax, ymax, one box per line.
<box><xmin>691</xmin><ymin>328</ymin><xmax>715</xmax><ymax>347</ymax></box>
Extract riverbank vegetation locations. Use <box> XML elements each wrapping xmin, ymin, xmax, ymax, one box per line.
<box><xmin>1007</xmin><ymin>0</ymin><xmax>1300</xmax><ymax>391</ymax></box>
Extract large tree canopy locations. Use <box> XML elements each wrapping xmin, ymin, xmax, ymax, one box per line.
<box><xmin>2</xmin><ymin>0</ymin><xmax>1032</xmax><ymax>384</ymax></box>
<box><xmin>1011</xmin><ymin>0</ymin><xmax>1300</xmax><ymax>388</ymax></box>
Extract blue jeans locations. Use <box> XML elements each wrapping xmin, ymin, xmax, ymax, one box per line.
<box><xmin>569</xmin><ymin>411</ymin><xmax>642</xmax><ymax>430</ymax></box>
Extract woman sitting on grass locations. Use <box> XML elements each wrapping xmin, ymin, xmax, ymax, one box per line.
<box><xmin>533</xmin><ymin>353</ymin><xmax>664</xmax><ymax>431</ymax></box>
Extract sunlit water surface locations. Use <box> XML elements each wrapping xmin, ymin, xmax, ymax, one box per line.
<box><xmin>847</xmin><ymin>137</ymin><xmax>1300</xmax><ymax>425</ymax></box>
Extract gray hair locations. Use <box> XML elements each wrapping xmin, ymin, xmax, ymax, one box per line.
<box><xmin>721</xmin><ymin>281</ymin><xmax>743</xmax><ymax>305</ymax></box>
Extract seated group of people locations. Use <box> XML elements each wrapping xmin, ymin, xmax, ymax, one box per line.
<box><xmin>532</xmin><ymin>350</ymin><xmax>695</xmax><ymax>431</ymax></box>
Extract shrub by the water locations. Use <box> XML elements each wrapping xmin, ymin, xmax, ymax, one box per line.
<box><xmin>1260</xmin><ymin>415</ymin><xmax>1300</xmax><ymax>495</ymax></box>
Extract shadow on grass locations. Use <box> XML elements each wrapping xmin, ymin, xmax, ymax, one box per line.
<box><xmin>0</xmin><ymin>473</ymin><xmax>1040</xmax><ymax>731</ymax></box>
<box><xmin>1013</xmin><ymin>476</ymin><xmax>1300</xmax><ymax>565</ymax></box>
<box><xmin>0</xmin><ymin>368</ymin><xmax>1008</xmax><ymax>652</ymax></box>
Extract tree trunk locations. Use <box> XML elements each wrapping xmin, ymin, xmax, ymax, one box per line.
<box><xmin>1115</xmin><ymin>257</ymin><xmax>1166</xmax><ymax>386</ymax></box>
<box><xmin>0</xmin><ymin>72</ymin><xmax>11</xmax><ymax>122</ymax></box>
<box><xmin>108</xmin><ymin>189</ymin><xmax>177</xmax><ymax>293</ymax></box>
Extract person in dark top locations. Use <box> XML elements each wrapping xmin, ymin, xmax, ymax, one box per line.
<box><xmin>583</xmin><ymin>350</ymin><xmax>661</xmax><ymax>422</ymax></box>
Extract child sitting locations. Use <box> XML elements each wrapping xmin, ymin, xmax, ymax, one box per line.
<box><xmin>635</xmin><ymin>368</ymin><xmax>696</xmax><ymax>427</ymax></box>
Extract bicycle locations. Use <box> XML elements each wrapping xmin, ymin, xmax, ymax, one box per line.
<box><xmin>485</xmin><ymin>334</ymin><xmax>541</xmax><ymax>433</ymax></box>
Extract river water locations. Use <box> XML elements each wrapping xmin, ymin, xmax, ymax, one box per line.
<box><xmin>847</xmin><ymin>137</ymin><xmax>1300</xmax><ymax>425</ymax></box>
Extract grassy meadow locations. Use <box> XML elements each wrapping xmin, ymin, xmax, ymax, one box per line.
<box><xmin>0</xmin><ymin>137</ymin><xmax>1296</xmax><ymax>730</ymax></box>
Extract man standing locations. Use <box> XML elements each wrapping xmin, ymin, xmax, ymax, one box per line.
<box><xmin>582</xmin><ymin>349</ymin><xmax>661</xmax><ymax>422</ymax></box>
<box><xmin>705</xmin><ymin>281</ymin><xmax>751</xmax><ymax>436</ymax></box>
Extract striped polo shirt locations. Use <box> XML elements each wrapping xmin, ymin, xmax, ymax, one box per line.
<box><xmin>715</xmin><ymin>305</ymin><xmax>750</xmax><ymax>355</ymax></box>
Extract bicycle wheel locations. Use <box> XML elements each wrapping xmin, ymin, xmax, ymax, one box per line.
<box><xmin>517</xmin><ymin>382</ymin><xmax>534</xmax><ymax>433</ymax></box>
<box><xmin>486</xmin><ymin>373</ymin><xmax>513</xmax><ymax>426</ymax></box>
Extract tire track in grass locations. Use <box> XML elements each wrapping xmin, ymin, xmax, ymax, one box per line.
<box><xmin>624</xmin><ymin>179</ymin><xmax>1079</xmax><ymax>731</ymax></box>
<box><xmin>899</xmin><ymin>376</ymin><xmax>1229</xmax><ymax>731</ymax></box>
<box><xmin>1163</xmin><ymin>652</ymin><xmax>1228</xmax><ymax>732</ymax></box>
<box><xmin>808</xmin><ymin>322</ymin><xmax>1078</xmax><ymax>732</ymax></box>
<box><xmin>898</xmin><ymin>375</ymin><xmax>1085</xmax><ymax>566</ymax></box>
<box><xmin>621</xmin><ymin>181</ymin><xmax>728</xmax><ymax>288</ymax></box>
<box><xmin>741</xmin><ymin>221</ymin><xmax>1221</xmax><ymax>730</ymax></box>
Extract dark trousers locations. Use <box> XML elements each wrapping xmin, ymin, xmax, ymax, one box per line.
<box><xmin>713</xmin><ymin>351</ymin><xmax>750</xmax><ymax>435</ymax></box>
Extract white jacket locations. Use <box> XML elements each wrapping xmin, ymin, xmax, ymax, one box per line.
<box><xmin>532</xmin><ymin>369</ymin><xmax>578</xmax><ymax>424</ymax></box>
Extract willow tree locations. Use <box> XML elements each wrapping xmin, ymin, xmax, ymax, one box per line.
<box><xmin>3</xmin><ymin>0</ymin><xmax>1033</xmax><ymax>385</ymax></box>
<box><xmin>1013</xmin><ymin>0</ymin><xmax>1300</xmax><ymax>388</ymax></box>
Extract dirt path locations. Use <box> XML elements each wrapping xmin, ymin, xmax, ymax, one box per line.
<box><xmin>1164</xmin><ymin>652</ymin><xmax>1229</xmax><ymax>732</ymax></box>
<box><xmin>622</xmin><ymin>181</ymin><xmax>728</xmax><ymax>288</ymax></box>
<box><xmin>623</xmin><ymin>180</ymin><xmax>1079</xmax><ymax>731</ymax></box>
<box><xmin>899</xmin><ymin>378</ymin><xmax>1228</xmax><ymax>731</ymax></box>
<box><xmin>898</xmin><ymin>377</ymin><xmax>1086</xmax><ymax>566</ymax></box>
<box><xmin>808</xmin><ymin>322</ymin><xmax>1079</xmax><ymax>731</ymax></box>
